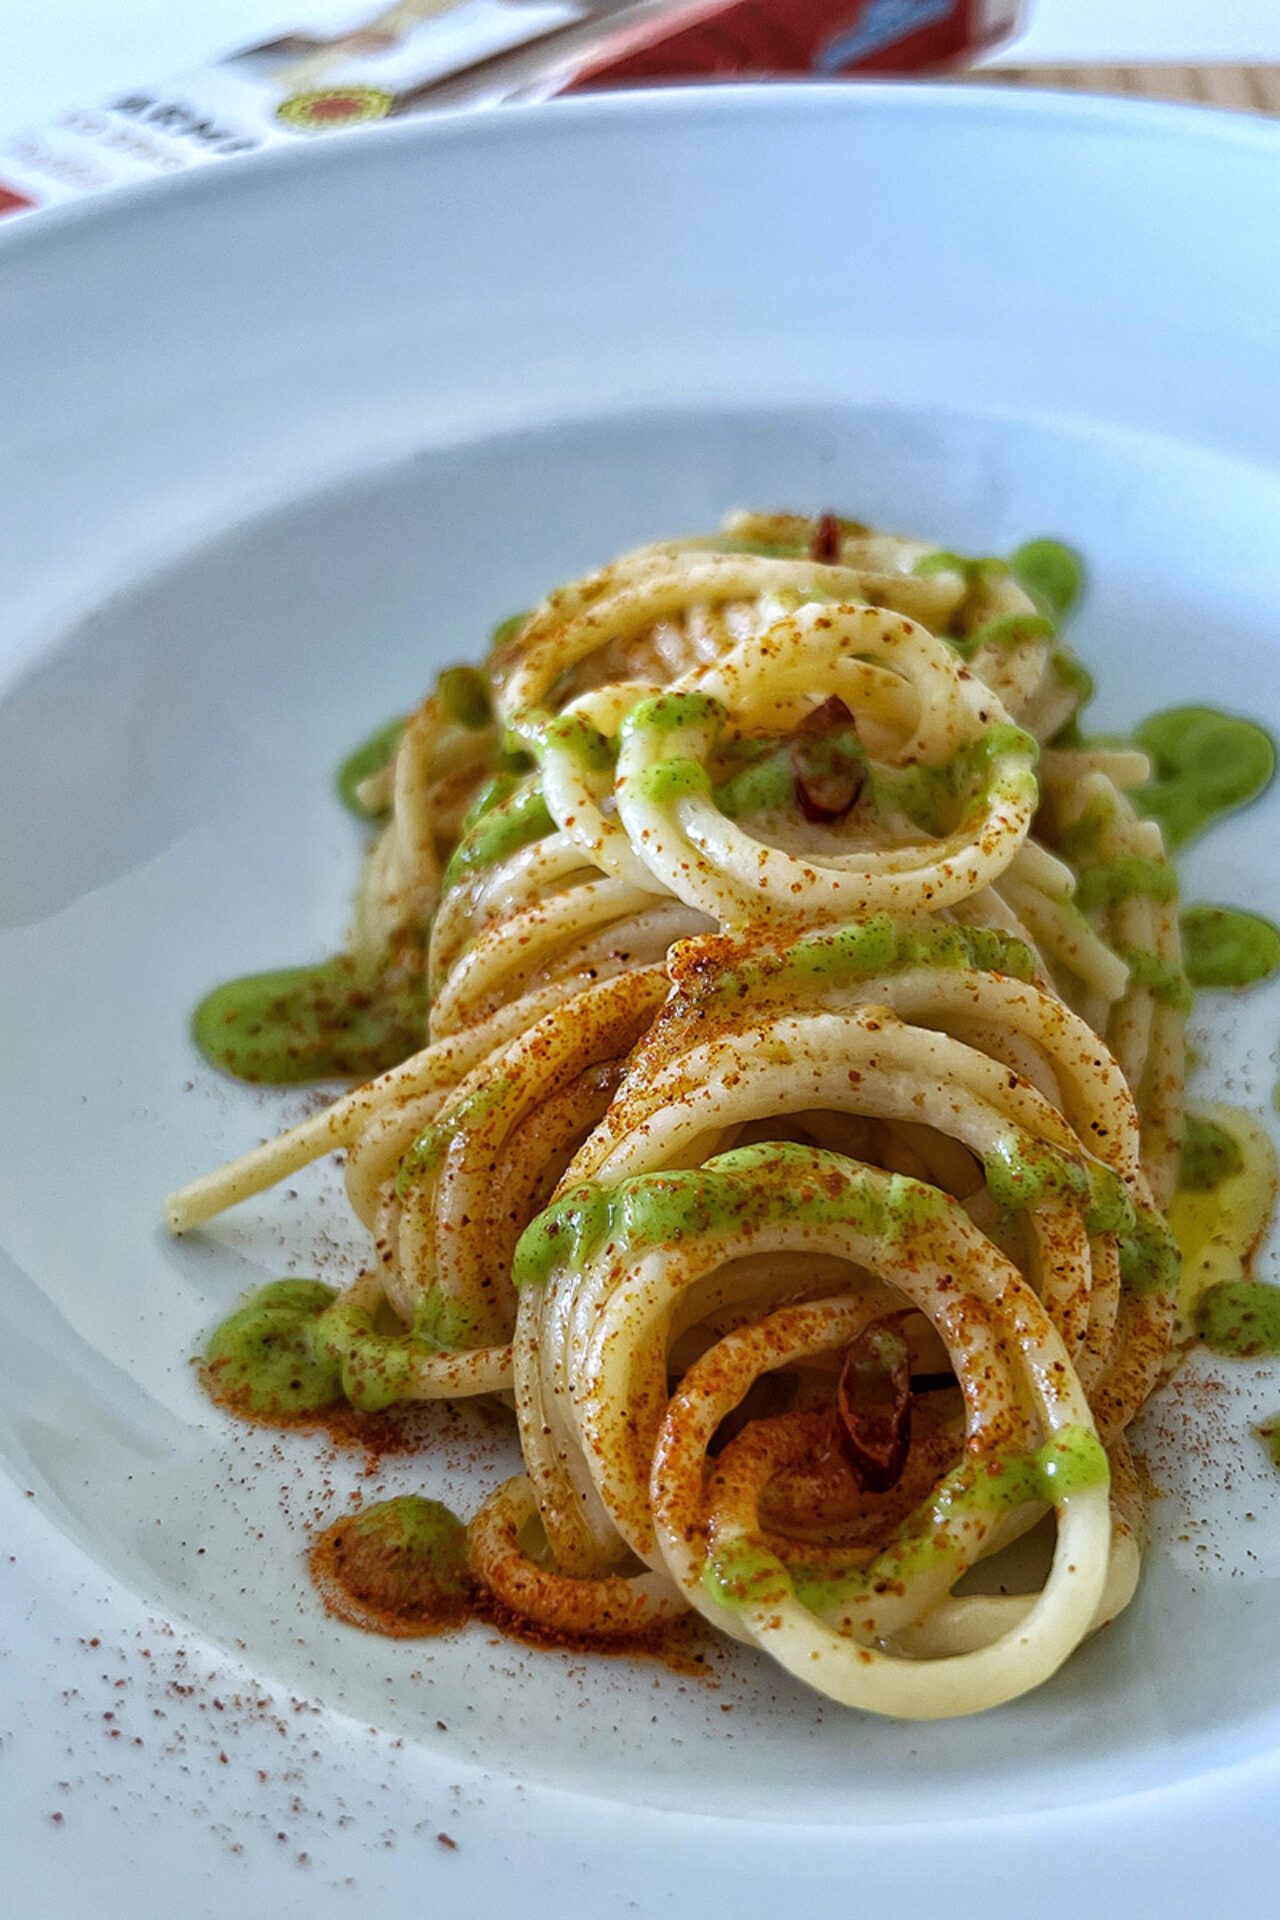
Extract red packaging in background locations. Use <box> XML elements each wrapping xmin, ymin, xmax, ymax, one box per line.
<box><xmin>567</xmin><ymin>0</ymin><xmax>1020</xmax><ymax>92</ymax></box>
<box><xmin>0</xmin><ymin>0</ymin><xmax>1024</xmax><ymax>216</ymax></box>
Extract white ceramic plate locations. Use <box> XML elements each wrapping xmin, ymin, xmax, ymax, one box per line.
<box><xmin>3</xmin><ymin>84</ymin><xmax>1280</xmax><ymax>1918</ymax></box>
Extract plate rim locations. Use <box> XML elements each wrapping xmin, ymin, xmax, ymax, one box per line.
<box><xmin>2</xmin><ymin>76</ymin><xmax>1279</xmax><ymax>266</ymax></box>
<box><xmin>4</xmin><ymin>75</ymin><xmax>1280</xmax><ymax>1915</ymax></box>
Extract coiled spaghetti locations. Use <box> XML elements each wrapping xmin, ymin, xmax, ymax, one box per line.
<box><xmin>169</xmin><ymin>510</ymin><xmax>1193</xmax><ymax>1719</ymax></box>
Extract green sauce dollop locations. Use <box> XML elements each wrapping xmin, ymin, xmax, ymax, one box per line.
<box><xmin>1178</xmin><ymin>1114</ymin><xmax>1245</xmax><ymax>1192</ymax></box>
<box><xmin>487</xmin><ymin>611</ymin><xmax>530</xmax><ymax>652</ymax></box>
<box><xmin>712</xmin><ymin>742</ymin><xmax>793</xmax><ymax>819</ymax></box>
<box><xmin>1133</xmin><ymin>708</ymin><xmax>1274</xmax><ymax>849</ymax></box>
<box><xmin>329</xmin><ymin>1496</ymin><xmax>470</xmax><ymax>1621</ymax></box>
<box><xmin>437</xmin><ymin>665</ymin><xmax>492</xmax><ymax>731</ymax></box>
<box><xmin>1010</xmin><ymin>539</ymin><xmax>1083</xmax><ymax>624</ymax></box>
<box><xmin>1051</xmin><ymin>651</ymin><xmax>1094</xmax><ymax>707</ymax></box>
<box><xmin>1180</xmin><ymin>906</ymin><xmax>1280</xmax><ymax>990</ymax></box>
<box><xmin>193</xmin><ymin>952</ymin><xmax>429</xmax><ymax>1084</ymax></box>
<box><xmin>1116</xmin><ymin>1206</ymin><xmax>1182</xmax><ymax>1297</ymax></box>
<box><xmin>1194</xmin><ymin>1278</ymin><xmax>1280</xmax><ymax>1358</ymax></box>
<box><xmin>336</xmin><ymin>717</ymin><xmax>406</xmax><ymax>817</ymax></box>
<box><xmin>203</xmin><ymin>1279</ymin><xmax>343</xmax><ymax>1418</ymax></box>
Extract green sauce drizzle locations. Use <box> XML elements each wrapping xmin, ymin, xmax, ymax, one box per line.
<box><xmin>874</xmin><ymin>722</ymin><xmax>1037</xmax><ymax>837</ymax></box>
<box><xmin>712</xmin><ymin>743</ymin><xmax>794</xmax><ymax>819</ymax></box>
<box><xmin>1180</xmin><ymin>906</ymin><xmax>1280</xmax><ymax>990</ymax></box>
<box><xmin>488</xmin><ymin>611</ymin><xmax>530</xmax><ymax>652</ymax></box>
<box><xmin>912</xmin><ymin>551</ymin><xmax>1008</xmax><ymax>586</ymax></box>
<box><xmin>441</xmin><ymin>779</ymin><xmax>553</xmax><ymax>889</ymax></box>
<box><xmin>691</xmin><ymin>914</ymin><xmax>1039</xmax><ymax>1009</ymax></box>
<box><xmin>777</xmin><ymin>913</ymin><xmax>901</xmax><ymax>985</ymax></box>
<box><xmin>458</xmin><ymin>756</ymin><xmax>534</xmax><ymax>831</ymax></box>
<box><xmin>702</xmin><ymin>1537</ymin><xmax>793</xmax><ymax>1613</ymax></box>
<box><xmin>867</xmin><ymin>759</ymin><xmax>954</xmax><ymax>835</ymax></box>
<box><xmin>1075</xmin><ymin>857</ymin><xmax>1177</xmax><ymax>911</ymax></box>
<box><xmin>336</xmin><ymin>717</ymin><xmax>405</xmax><ymax>817</ymax></box>
<box><xmin>512</xmin><ymin>1142</ymin><xmax>947</xmax><ymax>1292</ymax></box>
<box><xmin>1084</xmin><ymin>1163</ymin><xmax>1137</xmax><ymax>1236</ymax></box>
<box><xmin>395</xmin><ymin>1081</ymin><xmax>510</xmax><ymax>1197</ymax></box>
<box><xmin>634</xmin><ymin>709</ymin><xmax>1035</xmax><ymax>838</ymax></box>
<box><xmin>952</xmin><ymin>612</ymin><xmax>1053</xmax><ymax>662</ymax></box>
<box><xmin>632</xmin><ymin>760</ymin><xmax>712</xmax><ymax>806</ymax></box>
<box><xmin>1116</xmin><ymin>947</ymin><xmax>1194</xmax><ymax>1011</ymax></box>
<box><xmin>806</xmin><ymin>1426</ymin><xmax>1108</xmax><ymax>1605</ymax></box>
<box><xmin>622</xmin><ymin>690</ymin><xmax>725</xmax><ymax>738</ymax></box>
<box><xmin>1194</xmin><ymin>1278</ymin><xmax>1280</xmax><ymax>1358</ymax></box>
<box><xmin>983</xmin><ymin>1135</ymin><xmax>1089</xmax><ymax>1214</ymax></box>
<box><xmin>541</xmin><ymin>710</ymin><xmax>617</xmax><ymax>773</ymax></box>
<box><xmin>1056</xmin><ymin>793</ymin><xmax>1114</xmax><ymax>863</ymax></box>
<box><xmin>717</xmin><ymin>537</ymin><xmax>807</xmax><ymax>559</ymax></box>
<box><xmin>1133</xmin><ymin>708</ymin><xmax>1275</xmax><ymax>849</ymax></box>
<box><xmin>707</xmin><ymin>1426</ymin><xmax>1108</xmax><ymax>1617</ymax></box>
<box><xmin>1051</xmin><ymin>651</ymin><xmax>1094</xmax><ymax>707</ymax></box>
<box><xmin>1116</xmin><ymin>1205</ymin><xmax>1182</xmax><ymax>1296</ymax></box>
<box><xmin>437</xmin><ymin>665</ymin><xmax>493</xmax><ymax>731</ymax></box>
<box><xmin>193</xmin><ymin>952</ymin><xmax>429</xmax><ymax>1084</ymax></box>
<box><xmin>978</xmin><ymin>1136</ymin><xmax>1143</xmax><ymax>1247</ymax></box>
<box><xmin>411</xmin><ymin>1286</ymin><xmax>487</xmax><ymax>1352</ymax></box>
<box><xmin>1178</xmin><ymin>1114</ymin><xmax>1245</xmax><ymax>1192</ymax></box>
<box><xmin>318</xmin><ymin>1296</ymin><xmax>436</xmax><ymax>1410</ymax></box>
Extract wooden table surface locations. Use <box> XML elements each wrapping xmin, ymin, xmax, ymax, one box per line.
<box><xmin>968</xmin><ymin>62</ymin><xmax>1280</xmax><ymax>115</ymax></box>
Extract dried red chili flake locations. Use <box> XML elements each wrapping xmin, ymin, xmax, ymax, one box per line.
<box><xmin>790</xmin><ymin>696</ymin><xmax>865</xmax><ymax>822</ymax></box>
<box><xmin>810</xmin><ymin>513</ymin><xmax>841</xmax><ymax>563</ymax></box>
<box><xmin>836</xmin><ymin>1313</ymin><xmax>913</xmax><ymax>1493</ymax></box>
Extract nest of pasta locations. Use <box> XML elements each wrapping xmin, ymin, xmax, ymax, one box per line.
<box><xmin>172</xmin><ymin>510</ymin><xmax>1195</xmax><ymax>1719</ymax></box>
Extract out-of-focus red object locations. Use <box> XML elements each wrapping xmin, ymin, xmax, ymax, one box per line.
<box><xmin>0</xmin><ymin>0</ymin><xmax>1024</xmax><ymax>219</ymax></box>
<box><xmin>566</xmin><ymin>0</ymin><xmax>1020</xmax><ymax>92</ymax></box>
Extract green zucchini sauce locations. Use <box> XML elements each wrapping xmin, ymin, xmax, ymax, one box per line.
<box><xmin>1133</xmin><ymin>707</ymin><xmax>1274</xmax><ymax>849</ymax></box>
<box><xmin>1195</xmin><ymin>1279</ymin><xmax>1280</xmax><ymax>1360</ymax></box>
<box><xmin>1179</xmin><ymin>1115</ymin><xmax>1280</xmax><ymax>1364</ymax></box>
<box><xmin>1180</xmin><ymin>907</ymin><xmax>1280</xmax><ymax>990</ymax></box>
<box><xmin>311</xmin><ymin>1496</ymin><xmax>473</xmax><ymax>1637</ymax></box>
<box><xmin>706</xmin><ymin>1426</ymin><xmax>1109</xmax><ymax>1617</ymax></box>
<box><xmin>1178</xmin><ymin>1115</ymin><xmax>1244</xmax><ymax>1193</ymax></box>
<box><xmin>193</xmin><ymin>952</ymin><xmax>429</xmax><ymax>1083</ymax></box>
